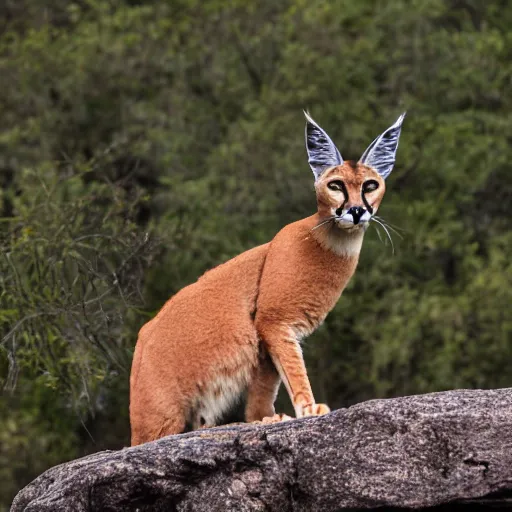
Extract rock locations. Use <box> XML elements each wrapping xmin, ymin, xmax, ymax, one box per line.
<box><xmin>11</xmin><ymin>388</ymin><xmax>512</xmax><ymax>511</ymax></box>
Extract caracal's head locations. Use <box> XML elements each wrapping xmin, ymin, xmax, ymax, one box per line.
<box><xmin>305</xmin><ymin>111</ymin><xmax>405</xmax><ymax>232</ymax></box>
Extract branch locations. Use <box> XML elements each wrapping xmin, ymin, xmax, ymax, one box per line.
<box><xmin>11</xmin><ymin>388</ymin><xmax>512</xmax><ymax>511</ymax></box>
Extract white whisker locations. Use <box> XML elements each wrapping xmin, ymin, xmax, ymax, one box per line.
<box><xmin>374</xmin><ymin>216</ymin><xmax>406</xmax><ymax>236</ymax></box>
<box><xmin>371</xmin><ymin>217</ymin><xmax>395</xmax><ymax>254</ymax></box>
<box><xmin>372</xmin><ymin>223</ymin><xmax>385</xmax><ymax>244</ymax></box>
<box><xmin>374</xmin><ymin>218</ymin><xmax>403</xmax><ymax>240</ymax></box>
<box><xmin>310</xmin><ymin>217</ymin><xmax>335</xmax><ymax>232</ymax></box>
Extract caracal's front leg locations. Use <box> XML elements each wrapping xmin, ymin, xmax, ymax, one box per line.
<box><xmin>257</xmin><ymin>325</ymin><xmax>330</xmax><ymax>419</ymax></box>
<box><xmin>245</xmin><ymin>350</ymin><xmax>293</xmax><ymax>424</ymax></box>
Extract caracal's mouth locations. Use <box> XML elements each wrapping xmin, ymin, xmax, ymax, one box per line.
<box><xmin>334</xmin><ymin>219</ymin><xmax>369</xmax><ymax>232</ymax></box>
<box><xmin>334</xmin><ymin>210</ymin><xmax>372</xmax><ymax>230</ymax></box>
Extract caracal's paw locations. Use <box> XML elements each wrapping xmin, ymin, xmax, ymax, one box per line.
<box><xmin>301</xmin><ymin>403</ymin><xmax>331</xmax><ymax>417</ymax></box>
<box><xmin>255</xmin><ymin>413</ymin><xmax>294</xmax><ymax>425</ymax></box>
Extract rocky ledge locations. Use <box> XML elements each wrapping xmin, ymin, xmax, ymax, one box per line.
<box><xmin>11</xmin><ymin>388</ymin><xmax>512</xmax><ymax>511</ymax></box>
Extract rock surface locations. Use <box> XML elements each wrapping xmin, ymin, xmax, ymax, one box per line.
<box><xmin>11</xmin><ymin>388</ymin><xmax>512</xmax><ymax>511</ymax></box>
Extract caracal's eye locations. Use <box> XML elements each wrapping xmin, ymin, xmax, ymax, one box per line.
<box><xmin>327</xmin><ymin>180</ymin><xmax>344</xmax><ymax>192</ymax></box>
<box><xmin>363</xmin><ymin>180</ymin><xmax>379</xmax><ymax>193</ymax></box>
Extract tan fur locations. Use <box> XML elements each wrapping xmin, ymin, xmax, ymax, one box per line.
<box><xmin>130</xmin><ymin>162</ymin><xmax>386</xmax><ymax>445</ymax></box>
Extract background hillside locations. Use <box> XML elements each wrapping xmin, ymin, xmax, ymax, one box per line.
<box><xmin>1</xmin><ymin>0</ymin><xmax>511</xmax><ymax>507</ymax></box>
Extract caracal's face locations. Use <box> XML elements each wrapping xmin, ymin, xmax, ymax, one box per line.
<box><xmin>315</xmin><ymin>162</ymin><xmax>386</xmax><ymax>232</ymax></box>
<box><xmin>304</xmin><ymin>111</ymin><xmax>405</xmax><ymax>233</ymax></box>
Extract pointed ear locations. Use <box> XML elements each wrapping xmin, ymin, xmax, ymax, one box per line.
<box><xmin>359</xmin><ymin>112</ymin><xmax>406</xmax><ymax>179</ymax></box>
<box><xmin>304</xmin><ymin>110</ymin><xmax>343</xmax><ymax>181</ymax></box>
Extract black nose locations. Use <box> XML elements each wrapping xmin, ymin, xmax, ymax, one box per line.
<box><xmin>347</xmin><ymin>206</ymin><xmax>365</xmax><ymax>225</ymax></box>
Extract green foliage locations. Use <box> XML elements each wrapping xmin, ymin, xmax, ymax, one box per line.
<box><xmin>1</xmin><ymin>163</ymin><xmax>154</xmax><ymax>398</ymax></box>
<box><xmin>0</xmin><ymin>381</ymin><xmax>79</xmax><ymax>507</ymax></box>
<box><xmin>0</xmin><ymin>159</ymin><xmax>155</xmax><ymax>508</ymax></box>
<box><xmin>0</xmin><ymin>0</ymin><xmax>511</xmax><ymax>507</ymax></box>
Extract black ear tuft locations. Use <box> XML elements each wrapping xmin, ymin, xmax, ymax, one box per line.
<box><xmin>304</xmin><ymin>111</ymin><xmax>343</xmax><ymax>181</ymax></box>
<box><xmin>359</xmin><ymin>113</ymin><xmax>406</xmax><ymax>179</ymax></box>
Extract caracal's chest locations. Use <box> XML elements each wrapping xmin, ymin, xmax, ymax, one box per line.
<box><xmin>254</xmin><ymin>218</ymin><xmax>362</xmax><ymax>338</ymax></box>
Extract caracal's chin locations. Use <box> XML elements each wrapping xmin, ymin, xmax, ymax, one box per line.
<box><xmin>334</xmin><ymin>220</ymin><xmax>368</xmax><ymax>233</ymax></box>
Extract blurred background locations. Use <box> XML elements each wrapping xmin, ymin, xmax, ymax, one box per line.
<box><xmin>0</xmin><ymin>0</ymin><xmax>511</xmax><ymax>507</ymax></box>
